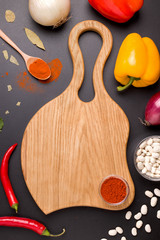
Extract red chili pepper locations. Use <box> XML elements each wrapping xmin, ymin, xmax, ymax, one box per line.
<box><xmin>88</xmin><ymin>0</ymin><xmax>144</xmax><ymax>23</ymax></box>
<box><xmin>0</xmin><ymin>216</ymin><xmax>65</xmax><ymax>237</ymax></box>
<box><xmin>0</xmin><ymin>144</ymin><xmax>19</xmax><ymax>213</ymax></box>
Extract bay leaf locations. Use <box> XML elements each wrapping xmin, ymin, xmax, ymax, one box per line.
<box><xmin>24</xmin><ymin>28</ymin><xmax>45</xmax><ymax>50</ymax></box>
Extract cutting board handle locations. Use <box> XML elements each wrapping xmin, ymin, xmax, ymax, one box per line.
<box><xmin>68</xmin><ymin>20</ymin><xmax>113</xmax><ymax>97</ymax></box>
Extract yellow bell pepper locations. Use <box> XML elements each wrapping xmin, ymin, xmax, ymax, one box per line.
<box><xmin>114</xmin><ymin>33</ymin><xmax>160</xmax><ymax>91</ymax></box>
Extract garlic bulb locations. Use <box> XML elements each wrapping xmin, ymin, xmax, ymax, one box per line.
<box><xmin>29</xmin><ymin>0</ymin><xmax>71</xmax><ymax>27</ymax></box>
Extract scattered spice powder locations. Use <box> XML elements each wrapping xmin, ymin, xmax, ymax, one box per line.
<box><xmin>16</xmin><ymin>71</ymin><xmax>40</xmax><ymax>93</ymax></box>
<box><xmin>40</xmin><ymin>58</ymin><xmax>63</xmax><ymax>84</ymax></box>
<box><xmin>16</xmin><ymin>58</ymin><xmax>63</xmax><ymax>92</ymax></box>
<box><xmin>100</xmin><ymin>176</ymin><xmax>127</xmax><ymax>204</ymax></box>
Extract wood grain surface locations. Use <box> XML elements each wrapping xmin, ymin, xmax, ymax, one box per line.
<box><xmin>21</xmin><ymin>20</ymin><xmax>135</xmax><ymax>215</ymax></box>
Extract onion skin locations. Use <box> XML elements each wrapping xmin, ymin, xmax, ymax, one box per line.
<box><xmin>145</xmin><ymin>91</ymin><xmax>160</xmax><ymax>126</ymax></box>
<box><xmin>29</xmin><ymin>0</ymin><xmax>71</xmax><ymax>27</ymax></box>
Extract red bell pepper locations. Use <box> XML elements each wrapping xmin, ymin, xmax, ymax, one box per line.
<box><xmin>88</xmin><ymin>0</ymin><xmax>144</xmax><ymax>23</ymax></box>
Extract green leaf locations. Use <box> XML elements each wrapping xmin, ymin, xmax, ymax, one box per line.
<box><xmin>0</xmin><ymin>118</ymin><xmax>4</xmax><ymax>132</ymax></box>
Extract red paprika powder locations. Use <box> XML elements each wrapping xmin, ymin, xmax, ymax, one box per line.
<box><xmin>100</xmin><ymin>176</ymin><xmax>128</xmax><ymax>204</ymax></box>
<box><xmin>29</xmin><ymin>59</ymin><xmax>51</xmax><ymax>80</ymax></box>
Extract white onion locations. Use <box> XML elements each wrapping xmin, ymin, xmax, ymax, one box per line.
<box><xmin>29</xmin><ymin>0</ymin><xmax>71</xmax><ymax>27</ymax></box>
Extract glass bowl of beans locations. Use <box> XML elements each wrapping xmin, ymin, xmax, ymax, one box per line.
<box><xmin>134</xmin><ymin>136</ymin><xmax>160</xmax><ymax>181</ymax></box>
<box><xmin>99</xmin><ymin>175</ymin><xmax>129</xmax><ymax>206</ymax></box>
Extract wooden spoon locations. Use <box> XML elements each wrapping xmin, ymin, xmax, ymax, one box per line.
<box><xmin>0</xmin><ymin>29</ymin><xmax>51</xmax><ymax>80</ymax></box>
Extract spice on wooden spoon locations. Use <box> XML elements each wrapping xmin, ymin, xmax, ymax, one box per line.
<box><xmin>0</xmin><ymin>29</ymin><xmax>51</xmax><ymax>80</ymax></box>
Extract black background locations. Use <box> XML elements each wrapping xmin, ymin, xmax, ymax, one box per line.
<box><xmin>0</xmin><ymin>0</ymin><xmax>160</xmax><ymax>239</ymax></box>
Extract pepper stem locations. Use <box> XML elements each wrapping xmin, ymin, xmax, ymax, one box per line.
<box><xmin>11</xmin><ymin>203</ymin><xmax>18</xmax><ymax>213</ymax></box>
<box><xmin>117</xmin><ymin>76</ymin><xmax>140</xmax><ymax>92</ymax></box>
<box><xmin>42</xmin><ymin>228</ymin><xmax>65</xmax><ymax>237</ymax></box>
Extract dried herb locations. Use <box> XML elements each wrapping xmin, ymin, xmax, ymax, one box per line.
<box><xmin>7</xmin><ymin>85</ymin><xmax>12</xmax><ymax>92</ymax></box>
<box><xmin>5</xmin><ymin>111</ymin><xmax>9</xmax><ymax>115</ymax></box>
<box><xmin>16</xmin><ymin>102</ymin><xmax>21</xmax><ymax>106</ymax></box>
<box><xmin>0</xmin><ymin>118</ymin><xmax>4</xmax><ymax>132</ymax></box>
<box><xmin>10</xmin><ymin>55</ymin><xmax>19</xmax><ymax>65</ymax></box>
<box><xmin>5</xmin><ymin>10</ymin><xmax>15</xmax><ymax>23</ymax></box>
<box><xmin>2</xmin><ymin>50</ymin><xmax>9</xmax><ymax>60</ymax></box>
<box><xmin>24</xmin><ymin>28</ymin><xmax>45</xmax><ymax>50</ymax></box>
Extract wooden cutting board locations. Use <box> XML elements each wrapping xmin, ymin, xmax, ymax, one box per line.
<box><xmin>21</xmin><ymin>20</ymin><xmax>135</xmax><ymax>215</ymax></box>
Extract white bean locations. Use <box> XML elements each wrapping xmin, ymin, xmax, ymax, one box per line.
<box><xmin>131</xmin><ymin>227</ymin><xmax>137</xmax><ymax>236</ymax></box>
<box><xmin>136</xmin><ymin>149</ymin><xmax>142</xmax><ymax>156</ymax></box>
<box><xmin>154</xmin><ymin>188</ymin><xmax>160</xmax><ymax>197</ymax></box>
<box><xmin>145</xmin><ymin>190</ymin><xmax>153</xmax><ymax>198</ymax></box>
<box><xmin>137</xmin><ymin>162</ymin><xmax>144</xmax><ymax>170</ymax></box>
<box><xmin>146</xmin><ymin>152</ymin><xmax>151</xmax><ymax>156</ymax></box>
<box><xmin>137</xmin><ymin>156</ymin><xmax>145</xmax><ymax>162</ymax></box>
<box><xmin>150</xmin><ymin>197</ymin><xmax>158</xmax><ymax>207</ymax></box>
<box><xmin>116</xmin><ymin>227</ymin><xmax>123</xmax><ymax>234</ymax></box>
<box><xmin>125</xmin><ymin>211</ymin><xmax>132</xmax><ymax>220</ymax></box>
<box><xmin>152</xmin><ymin>152</ymin><xmax>159</xmax><ymax>158</ymax></box>
<box><xmin>136</xmin><ymin>220</ymin><xmax>143</xmax><ymax>229</ymax></box>
<box><xmin>145</xmin><ymin>145</ymin><xmax>152</xmax><ymax>153</ymax></box>
<box><xmin>153</xmin><ymin>163</ymin><xmax>159</xmax><ymax>168</ymax></box>
<box><xmin>145</xmin><ymin>163</ymin><xmax>152</xmax><ymax>171</ymax></box>
<box><xmin>157</xmin><ymin>210</ymin><xmax>160</xmax><ymax>219</ymax></box>
<box><xmin>140</xmin><ymin>141</ymin><xmax>147</xmax><ymax>149</ymax></box>
<box><xmin>142</xmin><ymin>149</ymin><xmax>147</xmax><ymax>154</ymax></box>
<box><xmin>144</xmin><ymin>156</ymin><xmax>150</xmax><ymax>162</ymax></box>
<box><xmin>142</xmin><ymin>167</ymin><xmax>147</xmax><ymax>174</ymax></box>
<box><xmin>101</xmin><ymin>238</ymin><xmax>107</xmax><ymax>240</ymax></box>
<box><xmin>141</xmin><ymin>204</ymin><xmax>148</xmax><ymax>215</ymax></box>
<box><xmin>121</xmin><ymin>237</ymin><xmax>126</xmax><ymax>240</ymax></box>
<box><xmin>150</xmin><ymin>157</ymin><xmax>156</xmax><ymax>164</ymax></box>
<box><xmin>153</xmin><ymin>146</ymin><xmax>160</xmax><ymax>153</ymax></box>
<box><xmin>134</xmin><ymin>212</ymin><xmax>142</xmax><ymax>220</ymax></box>
<box><xmin>147</xmin><ymin>138</ymin><xmax>153</xmax><ymax>145</ymax></box>
<box><xmin>152</xmin><ymin>142</ymin><xmax>160</xmax><ymax>147</ymax></box>
<box><xmin>151</xmin><ymin>167</ymin><xmax>156</xmax><ymax>174</ymax></box>
<box><xmin>108</xmin><ymin>229</ymin><xmax>117</xmax><ymax>236</ymax></box>
<box><xmin>145</xmin><ymin>224</ymin><xmax>151</xmax><ymax>233</ymax></box>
